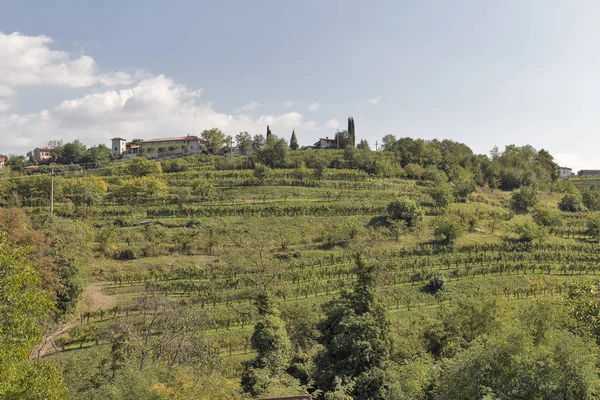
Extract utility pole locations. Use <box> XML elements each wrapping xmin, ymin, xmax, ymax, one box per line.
<box><xmin>375</xmin><ymin>141</ymin><xmax>379</xmax><ymax>151</ymax></box>
<box><xmin>50</xmin><ymin>166</ymin><xmax>54</xmax><ymax>216</ymax></box>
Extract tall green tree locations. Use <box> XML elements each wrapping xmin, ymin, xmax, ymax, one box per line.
<box><xmin>80</xmin><ymin>144</ymin><xmax>112</xmax><ymax>167</ymax></box>
<box><xmin>201</xmin><ymin>128</ymin><xmax>225</xmax><ymax>154</ymax></box>
<box><xmin>242</xmin><ymin>293</ymin><xmax>299</xmax><ymax>397</ymax></box>
<box><xmin>0</xmin><ymin>234</ymin><xmax>67</xmax><ymax>399</ymax></box>
<box><xmin>252</xmin><ymin>134</ymin><xmax>266</xmax><ymax>151</ymax></box>
<box><xmin>289</xmin><ymin>130</ymin><xmax>299</xmax><ymax>150</ymax></box>
<box><xmin>57</xmin><ymin>140</ymin><xmax>87</xmax><ymax>164</ymax></box>
<box><xmin>347</xmin><ymin>117</ymin><xmax>356</xmax><ymax>148</ymax></box>
<box><xmin>236</xmin><ymin>131</ymin><xmax>253</xmax><ymax>155</ymax></box>
<box><xmin>256</xmin><ymin>135</ymin><xmax>288</xmax><ymax>168</ymax></box>
<box><xmin>316</xmin><ymin>255</ymin><xmax>392</xmax><ymax>399</ymax></box>
<box><xmin>334</xmin><ymin>130</ymin><xmax>349</xmax><ymax>149</ymax></box>
<box><xmin>266</xmin><ymin>125</ymin><xmax>272</xmax><ymax>140</ymax></box>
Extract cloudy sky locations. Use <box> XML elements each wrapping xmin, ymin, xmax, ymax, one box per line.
<box><xmin>2</xmin><ymin>1</ymin><xmax>600</xmax><ymax>170</ymax></box>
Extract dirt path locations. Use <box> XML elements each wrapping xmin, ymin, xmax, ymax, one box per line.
<box><xmin>36</xmin><ymin>282</ymin><xmax>117</xmax><ymax>358</ymax></box>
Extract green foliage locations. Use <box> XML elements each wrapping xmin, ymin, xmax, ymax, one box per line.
<box><xmin>559</xmin><ymin>192</ymin><xmax>586</xmax><ymax>212</ymax></box>
<box><xmin>404</xmin><ymin>163</ymin><xmax>425</xmax><ymax>179</ymax></box>
<box><xmin>510</xmin><ymin>221</ymin><xmax>548</xmax><ymax>243</ymax></box>
<box><xmin>492</xmin><ymin>145</ymin><xmax>558</xmax><ymax>190</ymax></box>
<box><xmin>316</xmin><ymin>256</ymin><xmax>392</xmax><ymax>399</ymax></box>
<box><xmin>236</xmin><ymin>131</ymin><xmax>253</xmax><ymax>155</ymax></box>
<box><xmin>387</xmin><ymin>197</ymin><xmax>424</xmax><ymax>227</ymax></box>
<box><xmin>429</xmin><ymin>183</ymin><xmax>454</xmax><ymax>210</ymax></box>
<box><xmin>0</xmin><ymin>234</ymin><xmax>67</xmax><ymax>398</ymax></box>
<box><xmin>201</xmin><ymin>127</ymin><xmax>225</xmax><ymax>154</ymax></box>
<box><xmin>62</xmin><ymin>176</ymin><xmax>108</xmax><ymax>206</ymax></box>
<box><xmin>254</xmin><ymin>163</ymin><xmax>272</xmax><ymax>184</ymax></box>
<box><xmin>357</xmin><ymin>139</ymin><xmax>369</xmax><ymax>150</ymax></box>
<box><xmin>251</xmin><ymin>294</ymin><xmax>292</xmax><ymax>372</ymax></box>
<box><xmin>435</xmin><ymin>326</ymin><xmax>600</xmax><ymax>399</ymax></box>
<box><xmin>347</xmin><ymin>117</ymin><xmax>356</xmax><ymax>148</ymax></box>
<box><xmin>428</xmin><ymin>276</ymin><xmax>446</xmax><ymax>294</ymax></box>
<box><xmin>531</xmin><ymin>207</ymin><xmax>563</xmax><ymax>228</ymax></box>
<box><xmin>257</xmin><ymin>135</ymin><xmax>288</xmax><ymax>168</ymax></box>
<box><xmin>587</xmin><ymin>214</ymin><xmax>600</xmax><ymax>241</ymax></box>
<box><xmin>452</xmin><ymin>174</ymin><xmax>476</xmax><ymax>202</ymax></box>
<box><xmin>582</xmin><ymin>188</ymin><xmax>600</xmax><ymax>211</ymax></box>
<box><xmin>334</xmin><ymin>130</ymin><xmax>349</xmax><ymax>149</ymax></box>
<box><xmin>56</xmin><ymin>140</ymin><xmax>87</xmax><ymax>164</ymax></box>
<box><xmin>110</xmin><ymin>176</ymin><xmax>168</xmax><ymax>202</ymax></box>
<box><xmin>567</xmin><ymin>283</ymin><xmax>600</xmax><ymax>344</ymax></box>
<box><xmin>289</xmin><ymin>130</ymin><xmax>299</xmax><ymax>150</ymax></box>
<box><xmin>80</xmin><ymin>144</ymin><xmax>112</xmax><ymax>166</ymax></box>
<box><xmin>510</xmin><ymin>186</ymin><xmax>539</xmax><ymax>212</ymax></box>
<box><xmin>433</xmin><ymin>215</ymin><xmax>465</xmax><ymax>244</ymax></box>
<box><xmin>242</xmin><ymin>293</ymin><xmax>297</xmax><ymax>397</ymax></box>
<box><xmin>128</xmin><ymin>157</ymin><xmax>162</xmax><ymax>177</ymax></box>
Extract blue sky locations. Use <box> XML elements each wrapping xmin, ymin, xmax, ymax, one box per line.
<box><xmin>1</xmin><ymin>0</ymin><xmax>600</xmax><ymax>170</ymax></box>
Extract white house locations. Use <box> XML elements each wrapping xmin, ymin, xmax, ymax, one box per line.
<box><xmin>112</xmin><ymin>137</ymin><xmax>127</xmax><ymax>156</ymax></box>
<box><xmin>0</xmin><ymin>156</ymin><xmax>5</xmax><ymax>169</ymax></box>
<box><xmin>32</xmin><ymin>147</ymin><xmax>54</xmax><ymax>161</ymax></box>
<box><xmin>112</xmin><ymin>135</ymin><xmax>206</xmax><ymax>157</ymax></box>
<box><xmin>559</xmin><ymin>167</ymin><xmax>574</xmax><ymax>178</ymax></box>
<box><xmin>313</xmin><ymin>137</ymin><xmax>337</xmax><ymax>149</ymax></box>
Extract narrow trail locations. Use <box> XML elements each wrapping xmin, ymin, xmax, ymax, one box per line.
<box><xmin>36</xmin><ymin>282</ymin><xmax>117</xmax><ymax>358</ymax></box>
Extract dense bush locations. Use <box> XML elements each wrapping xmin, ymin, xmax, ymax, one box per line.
<box><xmin>387</xmin><ymin>197</ymin><xmax>424</xmax><ymax>227</ymax></box>
<box><xmin>559</xmin><ymin>192</ymin><xmax>586</xmax><ymax>212</ymax></box>
<box><xmin>511</xmin><ymin>186</ymin><xmax>539</xmax><ymax>212</ymax></box>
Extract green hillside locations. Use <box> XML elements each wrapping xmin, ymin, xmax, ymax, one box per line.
<box><xmin>3</xmin><ymin>140</ymin><xmax>600</xmax><ymax>399</ymax></box>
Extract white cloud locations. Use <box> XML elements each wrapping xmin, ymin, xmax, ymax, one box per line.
<box><xmin>307</xmin><ymin>102</ymin><xmax>320</xmax><ymax>111</ymax></box>
<box><xmin>305</xmin><ymin>120</ymin><xmax>317</xmax><ymax>130</ymax></box>
<box><xmin>367</xmin><ymin>96</ymin><xmax>381</xmax><ymax>105</ymax></box>
<box><xmin>0</xmin><ymin>31</ymin><xmax>313</xmax><ymax>154</ymax></box>
<box><xmin>282</xmin><ymin>100</ymin><xmax>294</xmax><ymax>108</ymax></box>
<box><xmin>326</xmin><ymin>119</ymin><xmax>340</xmax><ymax>129</ymax></box>
<box><xmin>238</xmin><ymin>100</ymin><xmax>260</xmax><ymax>111</ymax></box>
<box><xmin>0</xmin><ymin>31</ymin><xmax>137</xmax><ymax>97</ymax></box>
<box><xmin>1</xmin><ymin>75</ymin><xmax>305</xmax><ymax>153</ymax></box>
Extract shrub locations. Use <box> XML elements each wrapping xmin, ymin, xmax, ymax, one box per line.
<box><xmin>586</xmin><ymin>214</ymin><xmax>600</xmax><ymax>240</ymax></box>
<box><xmin>428</xmin><ymin>276</ymin><xmax>446</xmax><ymax>294</ymax></box>
<box><xmin>511</xmin><ymin>186</ymin><xmax>539</xmax><ymax>212</ymax></box>
<box><xmin>559</xmin><ymin>192</ymin><xmax>586</xmax><ymax>212</ymax></box>
<box><xmin>511</xmin><ymin>222</ymin><xmax>548</xmax><ymax>243</ymax></box>
<box><xmin>433</xmin><ymin>215</ymin><xmax>465</xmax><ymax>244</ymax></box>
<box><xmin>387</xmin><ymin>198</ymin><xmax>424</xmax><ymax>227</ymax></box>
<box><xmin>429</xmin><ymin>184</ymin><xmax>454</xmax><ymax>210</ymax></box>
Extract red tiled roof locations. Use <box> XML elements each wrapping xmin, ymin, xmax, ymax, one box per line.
<box><xmin>142</xmin><ymin>135</ymin><xmax>204</xmax><ymax>143</ymax></box>
<box><xmin>112</xmin><ymin>137</ymin><xmax>127</xmax><ymax>141</ymax></box>
<box><xmin>35</xmin><ymin>147</ymin><xmax>54</xmax><ymax>151</ymax></box>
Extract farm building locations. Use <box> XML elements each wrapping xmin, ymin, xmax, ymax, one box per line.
<box><xmin>112</xmin><ymin>135</ymin><xmax>206</xmax><ymax>157</ymax></box>
<box><xmin>578</xmin><ymin>169</ymin><xmax>600</xmax><ymax>177</ymax></box>
<box><xmin>33</xmin><ymin>147</ymin><xmax>54</xmax><ymax>161</ymax></box>
<box><xmin>559</xmin><ymin>167</ymin><xmax>574</xmax><ymax>178</ymax></box>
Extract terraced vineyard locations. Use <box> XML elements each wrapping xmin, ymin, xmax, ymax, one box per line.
<box><xmin>5</xmin><ymin>147</ymin><xmax>600</xmax><ymax>399</ymax></box>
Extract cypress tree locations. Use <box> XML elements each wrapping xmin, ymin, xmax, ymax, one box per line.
<box><xmin>289</xmin><ymin>130</ymin><xmax>299</xmax><ymax>150</ymax></box>
<box><xmin>348</xmin><ymin>117</ymin><xmax>356</xmax><ymax>148</ymax></box>
<box><xmin>266</xmin><ymin>125</ymin><xmax>272</xmax><ymax>140</ymax></box>
<box><xmin>315</xmin><ymin>254</ymin><xmax>392</xmax><ymax>399</ymax></box>
<box><xmin>241</xmin><ymin>292</ymin><xmax>295</xmax><ymax>397</ymax></box>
